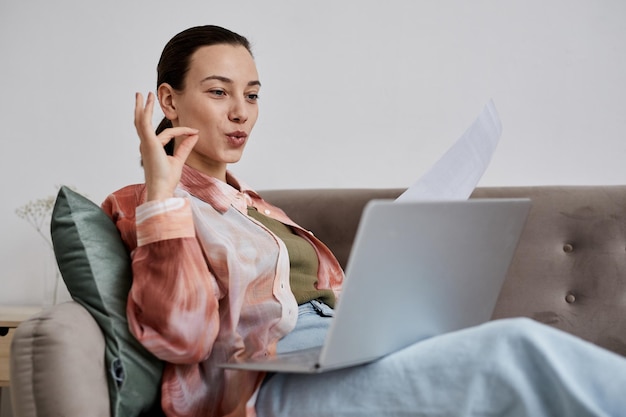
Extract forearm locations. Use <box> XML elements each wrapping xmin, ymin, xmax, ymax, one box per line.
<box><xmin>127</xmin><ymin>236</ymin><xmax>220</xmax><ymax>364</ymax></box>
<box><xmin>105</xmin><ymin>192</ymin><xmax>221</xmax><ymax>364</ymax></box>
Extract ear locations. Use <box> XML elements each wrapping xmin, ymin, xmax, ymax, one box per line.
<box><xmin>157</xmin><ymin>83</ymin><xmax>178</xmax><ymax>122</ymax></box>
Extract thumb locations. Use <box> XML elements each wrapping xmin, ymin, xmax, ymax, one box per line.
<box><xmin>173</xmin><ymin>133</ymin><xmax>199</xmax><ymax>163</ymax></box>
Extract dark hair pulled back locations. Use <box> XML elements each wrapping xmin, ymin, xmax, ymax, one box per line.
<box><xmin>155</xmin><ymin>25</ymin><xmax>252</xmax><ymax>155</ymax></box>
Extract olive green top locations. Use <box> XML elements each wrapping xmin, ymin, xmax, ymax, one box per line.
<box><xmin>247</xmin><ymin>207</ymin><xmax>336</xmax><ymax>308</ymax></box>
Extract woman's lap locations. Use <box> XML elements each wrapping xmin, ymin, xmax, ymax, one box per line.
<box><xmin>257</xmin><ymin>317</ymin><xmax>626</xmax><ymax>417</ymax></box>
<box><xmin>275</xmin><ymin>300</ymin><xmax>334</xmax><ymax>354</ymax></box>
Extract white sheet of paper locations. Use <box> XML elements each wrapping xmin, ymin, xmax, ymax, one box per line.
<box><xmin>395</xmin><ymin>100</ymin><xmax>502</xmax><ymax>202</ymax></box>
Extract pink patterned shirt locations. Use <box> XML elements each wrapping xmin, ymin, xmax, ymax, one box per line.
<box><xmin>101</xmin><ymin>165</ymin><xmax>344</xmax><ymax>417</ymax></box>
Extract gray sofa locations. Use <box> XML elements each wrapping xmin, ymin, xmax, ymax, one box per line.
<box><xmin>10</xmin><ymin>186</ymin><xmax>626</xmax><ymax>416</ymax></box>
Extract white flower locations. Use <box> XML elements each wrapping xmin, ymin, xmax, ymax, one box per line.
<box><xmin>15</xmin><ymin>194</ymin><xmax>57</xmax><ymax>248</ymax></box>
<box><xmin>16</xmin><ymin>186</ymin><xmax>82</xmax><ymax>305</ymax></box>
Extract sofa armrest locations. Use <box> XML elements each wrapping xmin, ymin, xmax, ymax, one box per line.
<box><xmin>10</xmin><ymin>301</ymin><xmax>110</xmax><ymax>417</ymax></box>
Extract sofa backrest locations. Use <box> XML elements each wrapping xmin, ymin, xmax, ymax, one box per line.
<box><xmin>260</xmin><ymin>186</ymin><xmax>626</xmax><ymax>357</ymax></box>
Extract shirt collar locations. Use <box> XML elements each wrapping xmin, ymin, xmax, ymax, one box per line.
<box><xmin>179</xmin><ymin>164</ymin><xmax>259</xmax><ymax>213</ymax></box>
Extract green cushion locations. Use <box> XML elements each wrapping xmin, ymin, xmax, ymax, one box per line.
<box><xmin>51</xmin><ymin>186</ymin><xmax>163</xmax><ymax>417</ymax></box>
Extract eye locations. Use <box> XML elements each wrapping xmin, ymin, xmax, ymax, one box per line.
<box><xmin>208</xmin><ymin>89</ymin><xmax>226</xmax><ymax>97</ymax></box>
<box><xmin>246</xmin><ymin>93</ymin><xmax>260</xmax><ymax>102</ymax></box>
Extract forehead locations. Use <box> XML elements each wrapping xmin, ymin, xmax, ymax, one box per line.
<box><xmin>187</xmin><ymin>44</ymin><xmax>258</xmax><ymax>84</ymax></box>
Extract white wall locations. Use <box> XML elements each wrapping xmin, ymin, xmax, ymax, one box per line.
<box><xmin>1</xmin><ymin>0</ymin><xmax>625</xmax><ymax>305</ymax></box>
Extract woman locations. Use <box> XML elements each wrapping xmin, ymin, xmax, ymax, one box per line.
<box><xmin>103</xmin><ymin>25</ymin><xmax>626</xmax><ymax>417</ymax></box>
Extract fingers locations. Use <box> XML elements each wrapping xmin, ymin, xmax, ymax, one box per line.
<box><xmin>134</xmin><ymin>92</ymin><xmax>155</xmax><ymax>141</ymax></box>
<box><xmin>135</xmin><ymin>92</ymin><xmax>199</xmax><ymax>146</ymax></box>
<box><xmin>134</xmin><ymin>92</ymin><xmax>143</xmax><ymax>129</ymax></box>
<box><xmin>144</xmin><ymin>92</ymin><xmax>154</xmax><ymax>125</ymax></box>
<box><xmin>133</xmin><ymin>92</ymin><xmax>199</xmax><ymax>202</ymax></box>
<box><xmin>156</xmin><ymin>126</ymin><xmax>198</xmax><ymax>144</ymax></box>
<box><xmin>134</xmin><ymin>92</ymin><xmax>151</xmax><ymax>128</ymax></box>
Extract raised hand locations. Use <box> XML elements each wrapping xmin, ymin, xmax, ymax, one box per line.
<box><xmin>134</xmin><ymin>92</ymin><xmax>199</xmax><ymax>201</ymax></box>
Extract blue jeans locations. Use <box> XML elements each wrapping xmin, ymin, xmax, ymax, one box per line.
<box><xmin>257</xmin><ymin>316</ymin><xmax>626</xmax><ymax>417</ymax></box>
<box><xmin>275</xmin><ymin>299</ymin><xmax>334</xmax><ymax>354</ymax></box>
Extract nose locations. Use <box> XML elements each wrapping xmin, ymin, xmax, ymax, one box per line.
<box><xmin>228</xmin><ymin>97</ymin><xmax>248</xmax><ymax>124</ymax></box>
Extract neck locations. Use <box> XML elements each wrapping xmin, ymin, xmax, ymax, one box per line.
<box><xmin>184</xmin><ymin>157</ymin><xmax>228</xmax><ymax>183</ymax></box>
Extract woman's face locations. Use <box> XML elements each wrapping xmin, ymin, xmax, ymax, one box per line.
<box><xmin>163</xmin><ymin>44</ymin><xmax>260</xmax><ymax>179</ymax></box>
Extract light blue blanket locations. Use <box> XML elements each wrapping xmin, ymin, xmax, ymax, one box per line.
<box><xmin>258</xmin><ymin>306</ymin><xmax>625</xmax><ymax>417</ymax></box>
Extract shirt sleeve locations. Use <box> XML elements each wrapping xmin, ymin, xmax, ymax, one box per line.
<box><xmin>103</xmin><ymin>190</ymin><xmax>221</xmax><ymax>364</ymax></box>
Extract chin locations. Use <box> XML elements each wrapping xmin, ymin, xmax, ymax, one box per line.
<box><xmin>224</xmin><ymin>151</ymin><xmax>245</xmax><ymax>164</ymax></box>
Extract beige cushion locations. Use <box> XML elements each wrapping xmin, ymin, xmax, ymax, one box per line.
<box><xmin>10</xmin><ymin>302</ymin><xmax>110</xmax><ymax>417</ymax></box>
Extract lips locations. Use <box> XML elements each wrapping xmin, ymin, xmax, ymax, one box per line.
<box><xmin>226</xmin><ymin>131</ymin><xmax>248</xmax><ymax>147</ymax></box>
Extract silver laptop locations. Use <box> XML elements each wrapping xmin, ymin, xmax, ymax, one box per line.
<box><xmin>220</xmin><ymin>198</ymin><xmax>531</xmax><ymax>373</ymax></box>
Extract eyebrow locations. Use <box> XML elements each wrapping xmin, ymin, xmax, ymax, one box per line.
<box><xmin>200</xmin><ymin>75</ymin><xmax>261</xmax><ymax>87</ymax></box>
